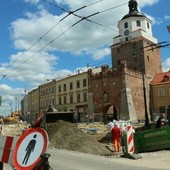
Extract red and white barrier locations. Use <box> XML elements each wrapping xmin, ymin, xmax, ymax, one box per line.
<box><xmin>0</xmin><ymin>135</ymin><xmax>18</xmax><ymax>165</ymax></box>
<box><xmin>126</xmin><ymin>125</ymin><xmax>134</xmax><ymax>154</ymax></box>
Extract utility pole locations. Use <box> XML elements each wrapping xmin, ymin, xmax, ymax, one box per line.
<box><xmin>142</xmin><ymin>69</ymin><xmax>150</xmax><ymax>128</ymax></box>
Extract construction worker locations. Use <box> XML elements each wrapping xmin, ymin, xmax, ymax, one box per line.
<box><xmin>111</xmin><ymin>123</ymin><xmax>122</xmax><ymax>152</ymax></box>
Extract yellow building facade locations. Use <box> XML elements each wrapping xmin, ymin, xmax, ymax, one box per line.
<box><xmin>151</xmin><ymin>71</ymin><xmax>170</xmax><ymax>119</ymax></box>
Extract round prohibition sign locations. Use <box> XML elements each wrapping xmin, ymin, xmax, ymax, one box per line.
<box><xmin>13</xmin><ymin>127</ymin><xmax>48</xmax><ymax>170</ymax></box>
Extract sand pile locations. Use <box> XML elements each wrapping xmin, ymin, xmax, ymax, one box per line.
<box><xmin>1</xmin><ymin>122</ymin><xmax>30</xmax><ymax>137</ymax></box>
<box><xmin>46</xmin><ymin>120</ymin><xmax>113</xmax><ymax>156</ymax></box>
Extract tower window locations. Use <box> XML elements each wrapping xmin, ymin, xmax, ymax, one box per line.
<box><xmin>147</xmin><ymin>23</ymin><xmax>150</xmax><ymax>29</ymax></box>
<box><xmin>136</xmin><ymin>20</ymin><xmax>141</xmax><ymax>27</ymax></box>
<box><xmin>124</xmin><ymin>22</ymin><xmax>128</xmax><ymax>29</ymax></box>
<box><xmin>147</xmin><ymin>56</ymin><xmax>150</xmax><ymax>61</ymax></box>
<box><xmin>117</xmin><ymin>60</ymin><xmax>121</xmax><ymax>65</ymax></box>
<box><xmin>125</xmin><ymin>37</ymin><xmax>128</xmax><ymax>41</ymax></box>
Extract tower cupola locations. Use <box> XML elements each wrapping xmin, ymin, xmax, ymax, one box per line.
<box><xmin>113</xmin><ymin>0</ymin><xmax>157</xmax><ymax>44</ymax></box>
<box><xmin>122</xmin><ymin>0</ymin><xmax>145</xmax><ymax>20</ymax></box>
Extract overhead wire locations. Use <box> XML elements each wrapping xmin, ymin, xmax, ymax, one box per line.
<box><xmin>0</xmin><ymin>1</ymin><xmax>127</xmax><ymax>79</ymax></box>
<box><xmin>3</xmin><ymin>12</ymin><xmax>106</xmax><ymax>77</ymax></box>
<box><xmin>45</xmin><ymin>0</ymin><xmax>127</xmax><ymax>32</ymax></box>
<box><xmin>0</xmin><ymin>0</ymin><xmax>103</xmax><ymax>79</ymax></box>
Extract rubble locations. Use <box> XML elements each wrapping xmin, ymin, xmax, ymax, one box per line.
<box><xmin>1</xmin><ymin>122</ymin><xmax>30</xmax><ymax>137</ymax></box>
<box><xmin>0</xmin><ymin>120</ymin><xmax>114</xmax><ymax>156</ymax></box>
<box><xmin>46</xmin><ymin>120</ymin><xmax>113</xmax><ymax>156</ymax></box>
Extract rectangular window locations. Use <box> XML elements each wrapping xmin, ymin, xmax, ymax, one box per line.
<box><xmin>70</xmin><ymin>82</ymin><xmax>73</xmax><ymax>90</ymax></box>
<box><xmin>58</xmin><ymin>85</ymin><xmax>61</xmax><ymax>92</ymax></box>
<box><xmin>46</xmin><ymin>88</ymin><xmax>48</xmax><ymax>95</ymax></box>
<box><xmin>70</xmin><ymin>95</ymin><xmax>73</xmax><ymax>103</ymax></box>
<box><xmin>64</xmin><ymin>96</ymin><xmax>67</xmax><ymax>104</ymax></box>
<box><xmin>63</xmin><ymin>84</ymin><xmax>66</xmax><ymax>91</ymax></box>
<box><xmin>77</xmin><ymin>80</ymin><xmax>80</xmax><ymax>88</ymax></box>
<box><xmin>59</xmin><ymin>97</ymin><xmax>62</xmax><ymax>105</ymax></box>
<box><xmin>158</xmin><ymin>89</ymin><xmax>164</xmax><ymax>97</ymax></box>
<box><xmin>52</xmin><ymin>86</ymin><xmax>54</xmax><ymax>93</ymax></box>
<box><xmin>83</xmin><ymin>79</ymin><xmax>87</xmax><ymax>87</ymax></box>
<box><xmin>83</xmin><ymin>92</ymin><xmax>87</xmax><ymax>102</ymax></box>
<box><xmin>52</xmin><ymin>99</ymin><xmax>54</xmax><ymax>106</ymax></box>
<box><xmin>77</xmin><ymin>94</ymin><xmax>80</xmax><ymax>102</ymax></box>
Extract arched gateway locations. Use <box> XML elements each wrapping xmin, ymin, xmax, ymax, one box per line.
<box><xmin>103</xmin><ymin>105</ymin><xmax>118</xmax><ymax>123</ymax></box>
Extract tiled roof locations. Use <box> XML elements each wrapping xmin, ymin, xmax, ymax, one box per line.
<box><xmin>151</xmin><ymin>71</ymin><xmax>170</xmax><ymax>85</ymax></box>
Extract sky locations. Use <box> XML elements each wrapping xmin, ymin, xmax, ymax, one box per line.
<box><xmin>0</xmin><ymin>0</ymin><xmax>170</xmax><ymax>116</ymax></box>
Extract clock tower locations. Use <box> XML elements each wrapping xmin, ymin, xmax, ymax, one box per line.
<box><xmin>111</xmin><ymin>0</ymin><xmax>162</xmax><ymax>77</ymax></box>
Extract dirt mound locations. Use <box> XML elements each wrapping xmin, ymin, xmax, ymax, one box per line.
<box><xmin>1</xmin><ymin>122</ymin><xmax>30</xmax><ymax>137</ymax></box>
<box><xmin>46</xmin><ymin>120</ymin><xmax>113</xmax><ymax>156</ymax></box>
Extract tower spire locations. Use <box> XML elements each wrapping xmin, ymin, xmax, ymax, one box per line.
<box><xmin>128</xmin><ymin>0</ymin><xmax>138</xmax><ymax>14</ymax></box>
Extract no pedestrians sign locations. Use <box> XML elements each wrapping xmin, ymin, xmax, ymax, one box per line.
<box><xmin>13</xmin><ymin>127</ymin><xmax>49</xmax><ymax>170</ymax></box>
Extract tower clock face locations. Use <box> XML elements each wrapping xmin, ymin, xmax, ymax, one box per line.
<box><xmin>124</xmin><ymin>29</ymin><xmax>129</xmax><ymax>36</ymax></box>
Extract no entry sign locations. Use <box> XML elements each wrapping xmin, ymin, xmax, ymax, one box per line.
<box><xmin>13</xmin><ymin>127</ymin><xmax>49</xmax><ymax>170</ymax></box>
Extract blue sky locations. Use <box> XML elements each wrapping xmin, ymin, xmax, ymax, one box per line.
<box><xmin>0</xmin><ymin>0</ymin><xmax>170</xmax><ymax>116</ymax></box>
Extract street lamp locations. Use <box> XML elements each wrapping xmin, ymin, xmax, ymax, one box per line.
<box><xmin>141</xmin><ymin>68</ymin><xmax>150</xmax><ymax>128</ymax></box>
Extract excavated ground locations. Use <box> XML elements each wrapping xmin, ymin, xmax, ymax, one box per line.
<box><xmin>1</xmin><ymin>120</ymin><xmax>146</xmax><ymax>156</ymax></box>
<box><xmin>46</xmin><ymin>120</ymin><xmax>114</xmax><ymax>156</ymax></box>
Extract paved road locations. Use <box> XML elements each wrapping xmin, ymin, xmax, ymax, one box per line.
<box><xmin>4</xmin><ymin>149</ymin><xmax>169</xmax><ymax>170</ymax></box>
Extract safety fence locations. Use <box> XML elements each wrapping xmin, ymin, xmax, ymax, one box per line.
<box><xmin>0</xmin><ymin>136</ymin><xmax>19</xmax><ymax>165</ymax></box>
<box><xmin>134</xmin><ymin>126</ymin><xmax>170</xmax><ymax>153</ymax></box>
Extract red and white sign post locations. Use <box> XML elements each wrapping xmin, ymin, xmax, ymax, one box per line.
<box><xmin>126</xmin><ymin>125</ymin><xmax>134</xmax><ymax>154</ymax></box>
<box><xmin>0</xmin><ymin>135</ymin><xmax>19</xmax><ymax>170</ymax></box>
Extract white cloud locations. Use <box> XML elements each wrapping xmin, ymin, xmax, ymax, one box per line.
<box><xmin>1</xmin><ymin>0</ymin><xmax>161</xmax><ymax>116</ymax></box>
<box><xmin>10</xmin><ymin>0</ymin><xmax>161</xmax><ymax>60</ymax></box>
<box><xmin>11</xmin><ymin>0</ymin><xmax>160</xmax><ymax>55</ymax></box>
<box><xmin>163</xmin><ymin>58</ymin><xmax>170</xmax><ymax>72</ymax></box>
<box><xmin>165</xmin><ymin>15</ymin><xmax>170</xmax><ymax>20</ymax></box>
<box><xmin>88</xmin><ymin>48</ymin><xmax>111</xmax><ymax>60</ymax></box>
<box><xmin>24</xmin><ymin>0</ymin><xmax>40</xmax><ymax>5</ymax></box>
<box><xmin>0</xmin><ymin>84</ymin><xmax>25</xmax><ymax>116</ymax></box>
<box><xmin>137</xmin><ymin>0</ymin><xmax>159</xmax><ymax>8</ymax></box>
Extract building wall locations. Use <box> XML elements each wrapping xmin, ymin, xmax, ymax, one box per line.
<box><xmin>111</xmin><ymin>38</ymin><xmax>162</xmax><ymax>78</ymax></box>
<box><xmin>88</xmin><ymin>64</ymin><xmax>148</xmax><ymax>121</ymax></box>
<box><xmin>55</xmin><ymin>72</ymin><xmax>88</xmax><ymax>121</ymax></box>
<box><xmin>151</xmin><ymin>84</ymin><xmax>170</xmax><ymax>113</ymax></box>
<box><xmin>39</xmin><ymin>80</ymin><xmax>56</xmax><ymax>114</ymax></box>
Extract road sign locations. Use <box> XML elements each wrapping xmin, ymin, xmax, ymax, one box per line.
<box><xmin>13</xmin><ymin>127</ymin><xmax>49</xmax><ymax>170</ymax></box>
